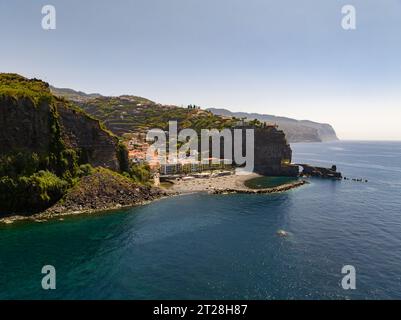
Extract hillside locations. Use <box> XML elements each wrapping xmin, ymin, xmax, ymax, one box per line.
<box><xmin>51</xmin><ymin>87</ymin><xmax>238</xmax><ymax>136</ymax></box>
<box><xmin>50</xmin><ymin>85</ymin><xmax>102</xmax><ymax>103</ymax></box>
<box><xmin>207</xmin><ymin>108</ymin><xmax>339</xmax><ymax>143</ymax></box>
<box><xmin>51</xmin><ymin>87</ymin><xmax>338</xmax><ymax>142</ymax></box>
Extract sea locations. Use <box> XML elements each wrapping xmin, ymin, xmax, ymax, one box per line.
<box><xmin>1</xmin><ymin>141</ymin><xmax>401</xmax><ymax>299</ymax></box>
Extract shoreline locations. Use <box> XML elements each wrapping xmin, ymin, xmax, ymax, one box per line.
<box><xmin>167</xmin><ymin>172</ymin><xmax>307</xmax><ymax>195</ymax></box>
<box><xmin>0</xmin><ymin>195</ymin><xmax>173</xmax><ymax>225</ymax></box>
<box><xmin>167</xmin><ymin>172</ymin><xmax>262</xmax><ymax>194</ymax></box>
<box><xmin>0</xmin><ymin>173</ymin><xmax>307</xmax><ymax>225</ymax></box>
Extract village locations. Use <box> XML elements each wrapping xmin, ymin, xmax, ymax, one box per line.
<box><xmin>125</xmin><ymin>132</ymin><xmax>235</xmax><ymax>186</ymax></box>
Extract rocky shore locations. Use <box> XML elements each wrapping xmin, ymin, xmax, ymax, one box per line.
<box><xmin>0</xmin><ymin>168</ymin><xmax>168</xmax><ymax>225</ymax></box>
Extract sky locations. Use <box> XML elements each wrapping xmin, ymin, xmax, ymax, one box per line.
<box><xmin>0</xmin><ymin>0</ymin><xmax>400</xmax><ymax>140</ymax></box>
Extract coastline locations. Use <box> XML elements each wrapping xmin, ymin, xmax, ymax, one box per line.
<box><xmin>167</xmin><ymin>172</ymin><xmax>261</xmax><ymax>194</ymax></box>
<box><xmin>167</xmin><ymin>172</ymin><xmax>307</xmax><ymax>195</ymax></box>
<box><xmin>0</xmin><ymin>173</ymin><xmax>307</xmax><ymax>225</ymax></box>
<box><xmin>0</xmin><ymin>195</ymin><xmax>175</xmax><ymax>225</ymax></box>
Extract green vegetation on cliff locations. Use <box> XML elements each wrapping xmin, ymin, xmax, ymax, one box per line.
<box><xmin>0</xmin><ymin>73</ymin><xmax>53</xmax><ymax>104</ymax></box>
<box><xmin>0</xmin><ymin>170</ymin><xmax>68</xmax><ymax>213</ymax></box>
<box><xmin>0</xmin><ymin>74</ymin><xmax>151</xmax><ymax>215</ymax></box>
<box><xmin>0</xmin><ymin>75</ymin><xmax>80</xmax><ymax>213</ymax></box>
<box><xmin>0</xmin><ymin>74</ymin><xmax>87</xmax><ymax>177</ymax></box>
<box><xmin>128</xmin><ymin>163</ymin><xmax>152</xmax><ymax>184</ymax></box>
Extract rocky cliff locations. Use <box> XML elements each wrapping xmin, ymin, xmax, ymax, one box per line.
<box><xmin>238</xmin><ymin>126</ymin><xmax>299</xmax><ymax>176</ymax></box>
<box><xmin>57</xmin><ymin>103</ymin><xmax>121</xmax><ymax>170</ymax></box>
<box><xmin>0</xmin><ymin>95</ymin><xmax>52</xmax><ymax>155</ymax></box>
<box><xmin>253</xmin><ymin>126</ymin><xmax>299</xmax><ymax>176</ymax></box>
<box><xmin>0</xmin><ymin>74</ymin><xmax>122</xmax><ymax>171</ymax></box>
<box><xmin>0</xmin><ymin>74</ymin><xmax>132</xmax><ymax>215</ymax></box>
<box><xmin>215</xmin><ymin>125</ymin><xmax>298</xmax><ymax>176</ymax></box>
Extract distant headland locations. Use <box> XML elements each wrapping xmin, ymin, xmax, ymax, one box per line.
<box><xmin>207</xmin><ymin>108</ymin><xmax>339</xmax><ymax>143</ymax></box>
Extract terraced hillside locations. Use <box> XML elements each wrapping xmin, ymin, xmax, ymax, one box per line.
<box><xmin>51</xmin><ymin>88</ymin><xmax>238</xmax><ymax>137</ymax></box>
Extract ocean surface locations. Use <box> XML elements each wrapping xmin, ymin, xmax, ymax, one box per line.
<box><xmin>245</xmin><ymin>176</ymin><xmax>298</xmax><ymax>189</ymax></box>
<box><xmin>1</xmin><ymin>141</ymin><xmax>401</xmax><ymax>300</ymax></box>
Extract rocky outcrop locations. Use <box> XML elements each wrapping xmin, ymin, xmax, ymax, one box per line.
<box><xmin>253</xmin><ymin>126</ymin><xmax>299</xmax><ymax>176</ymax></box>
<box><xmin>45</xmin><ymin>168</ymin><xmax>166</xmax><ymax>216</ymax></box>
<box><xmin>298</xmin><ymin>164</ymin><xmax>342</xmax><ymax>179</ymax></box>
<box><xmin>227</xmin><ymin>125</ymin><xmax>299</xmax><ymax>176</ymax></box>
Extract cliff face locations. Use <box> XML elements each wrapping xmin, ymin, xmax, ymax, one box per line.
<box><xmin>218</xmin><ymin>126</ymin><xmax>298</xmax><ymax>176</ymax></box>
<box><xmin>0</xmin><ymin>74</ymin><xmax>122</xmax><ymax>171</ymax></box>
<box><xmin>253</xmin><ymin>127</ymin><xmax>298</xmax><ymax>176</ymax></box>
<box><xmin>0</xmin><ymin>95</ymin><xmax>52</xmax><ymax>155</ymax></box>
<box><xmin>57</xmin><ymin>103</ymin><xmax>120</xmax><ymax>170</ymax></box>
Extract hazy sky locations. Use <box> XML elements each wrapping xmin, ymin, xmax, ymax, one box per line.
<box><xmin>1</xmin><ymin>0</ymin><xmax>400</xmax><ymax>140</ymax></box>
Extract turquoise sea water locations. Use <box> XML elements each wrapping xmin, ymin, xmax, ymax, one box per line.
<box><xmin>1</xmin><ymin>141</ymin><xmax>401</xmax><ymax>299</ymax></box>
<box><xmin>244</xmin><ymin>176</ymin><xmax>298</xmax><ymax>189</ymax></box>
